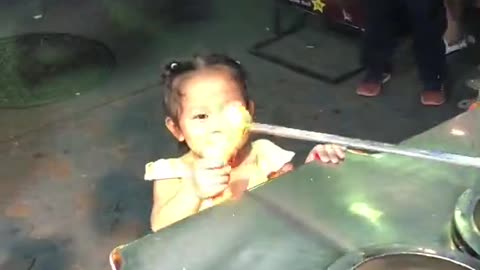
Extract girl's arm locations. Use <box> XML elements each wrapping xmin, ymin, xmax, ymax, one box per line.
<box><xmin>268</xmin><ymin>163</ymin><xmax>295</xmax><ymax>179</ymax></box>
<box><xmin>266</xmin><ymin>144</ymin><xmax>345</xmax><ymax>180</ymax></box>
<box><xmin>150</xmin><ymin>179</ymin><xmax>202</xmax><ymax>232</ymax></box>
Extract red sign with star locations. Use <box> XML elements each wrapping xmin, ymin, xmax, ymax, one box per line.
<box><xmin>286</xmin><ymin>0</ymin><xmax>326</xmax><ymax>14</ymax></box>
<box><xmin>284</xmin><ymin>0</ymin><xmax>365</xmax><ymax>31</ymax></box>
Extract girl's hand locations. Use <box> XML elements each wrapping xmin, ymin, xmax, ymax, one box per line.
<box><xmin>305</xmin><ymin>144</ymin><xmax>345</xmax><ymax>164</ymax></box>
<box><xmin>190</xmin><ymin>159</ymin><xmax>230</xmax><ymax>199</ymax></box>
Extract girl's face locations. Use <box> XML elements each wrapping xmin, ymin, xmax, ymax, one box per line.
<box><xmin>166</xmin><ymin>67</ymin><xmax>253</xmax><ymax>159</ymax></box>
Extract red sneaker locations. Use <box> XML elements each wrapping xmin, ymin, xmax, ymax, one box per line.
<box><xmin>421</xmin><ymin>89</ymin><xmax>446</xmax><ymax>106</ymax></box>
<box><xmin>469</xmin><ymin>101</ymin><xmax>480</xmax><ymax>111</ymax></box>
<box><xmin>356</xmin><ymin>73</ymin><xmax>391</xmax><ymax>97</ymax></box>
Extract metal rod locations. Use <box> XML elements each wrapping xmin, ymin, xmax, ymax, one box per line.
<box><xmin>251</xmin><ymin>123</ymin><xmax>480</xmax><ymax>169</ymax></box>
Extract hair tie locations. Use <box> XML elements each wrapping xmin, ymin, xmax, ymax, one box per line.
<box><xmin>170</xmin><ymin>62</ymin><xmax>178</xmax><ymax>70</ymax></box>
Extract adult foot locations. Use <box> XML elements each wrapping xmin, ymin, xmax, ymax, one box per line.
<box><xmin>421</xmin><ymin>88</ymin><xmax>446</xmax><ymax>106</ymax></box>
<box><xmin>444</xmin><ymin>38</ymin><xmax>468</xmax><ymax>55</ymax></box>
<box><xmin>356</xmin><ymin>73</ymin><xmax>391</xmax><ymax>97</ymax></box>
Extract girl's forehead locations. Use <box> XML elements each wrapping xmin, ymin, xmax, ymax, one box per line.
<box><xmin>181</xmin><ymin>69</ymin><xmax>243</xmax><ymax>105</ymax></box>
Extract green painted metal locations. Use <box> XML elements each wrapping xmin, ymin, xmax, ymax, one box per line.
<box><xmin>111</xmin><ymin>111</ymin><xmax>480</xmax><ymax>270</ymax></box>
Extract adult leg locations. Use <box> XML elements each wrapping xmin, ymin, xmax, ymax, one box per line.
<box><xmin>357</xmin><ymin>0</ymin><xmax>399</xmax><ymax>96</ymax></box>
<box><xmin>406</xmin><ymin>0</ymin><xmax>447</xmax><ymax>105</ymax></box>
<box><xmin>462</xmin><ymin>0</ymin><xmax>480</xmax><ymax>107</ymax></box>
<box><xmin>444</xmin><ymin>0</ymin><xmax>467</xmax><ymax>54</ymax></box>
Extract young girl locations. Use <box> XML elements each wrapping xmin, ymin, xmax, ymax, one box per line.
<box><xmin>146</xmin><ymin>54</ymin><xmax>345</xmax><ymax>232</ymax></box>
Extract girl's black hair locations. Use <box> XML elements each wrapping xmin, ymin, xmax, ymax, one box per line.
<box><xmin>161</xmin><ymin>53</ymin><xmax>249</xmax><ymax>124</ymax></box>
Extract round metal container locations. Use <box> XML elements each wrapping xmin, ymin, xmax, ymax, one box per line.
<box><xmin>452</xmin><ymin>189</ymin><xmax>480</xmax><ymax>258</ymax></box>
<box><xmin>328</xmin><ymin>245</ymin><xmax>480</xmax><ymax>270</ymax></box>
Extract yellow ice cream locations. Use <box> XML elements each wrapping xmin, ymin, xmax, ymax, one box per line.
<box><xmin>203</xmin><ymin>104</ymin><xmax>252</xmax><ymax>164</ymax></box>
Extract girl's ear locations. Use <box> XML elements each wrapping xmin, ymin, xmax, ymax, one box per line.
<box><xmin>247</xmin><ymin>100</ymin><xmax>255</xmax><ymax>117</ymax></box>
<box><xmin>165</xmin><ymin>117</ymin><xmax>185</xmax><ymax>142</ymax></box>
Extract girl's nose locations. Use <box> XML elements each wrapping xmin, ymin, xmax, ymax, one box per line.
<box><xmin>207</xmin><ymin>113</ymin><xmax>224</xmax><ymax>131</ymax></box>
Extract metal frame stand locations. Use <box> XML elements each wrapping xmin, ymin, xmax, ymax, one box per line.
<box><xmin>248</xmin><ymin>0</ymin><xmax>364</xmax><ymax>84</ymax></box>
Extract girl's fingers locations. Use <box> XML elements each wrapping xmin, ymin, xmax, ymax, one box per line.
<box><xmin>333</xmin><ymin>145</ymin><xmax>346</xmax><ymax>159</ymax></box>
<box><xmin>197</xmin><ymin>159</ymin><xmax>226</xmax><ymax>170</ymax></box>
<box><xmin>305</xmin><ymin>151</ymin><xmax>317</xmax><ymax>163</ymax></box>
<box><xmin>206</xmin><ymin>184</ymin><xmax>228</xmax><ymax>196</ymax></box>
<box><xmin>324</xmin><ymin>144</ymin><xmax>339</xmax><ymax>163</ymax></box>
<box><xmin>318</xmin><ymin>149</ymin><xmax>331</xmax><ymax>163</ymax></box>
<box><xmin>306</xmin><ymin>144</ymin><xmax>345</xmax><ymax>164</ymax></box>
<box><xmin>199</xmin><ymin>171</ymin><xmax>230</xmax><ymax>186</ymax></box>
<box><xmin>212</xmin><ymin>165</ymin><xmax>232</xmax><ymax>177</ymax></box>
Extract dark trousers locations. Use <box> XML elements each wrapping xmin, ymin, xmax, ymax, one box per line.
<box><xmin>361</xmin><ymin>0</ymin><xmax>447</xmax><ymax>90</ymax></box>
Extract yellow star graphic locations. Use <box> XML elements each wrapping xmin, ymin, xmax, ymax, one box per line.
<box><xmin>312</xmin><ymin>0</ymin><xmax>326</xmax><ymax>13</ymax></box>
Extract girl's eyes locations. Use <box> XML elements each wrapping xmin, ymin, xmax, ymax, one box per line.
<box><xmin>193</xmin><ymin>113</ymin><xmax>208</xmax><ymax>120</ymax></box>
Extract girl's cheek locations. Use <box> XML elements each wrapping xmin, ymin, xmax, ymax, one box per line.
<box><xmin>185</xmin><ymin>124</ymin><xmax>210</xmax><ymax>147</ymax></box>
<box><xmin>187</xmin><ymin>122</ymin><xmax>205</xmax><ymax>136</ymax></box>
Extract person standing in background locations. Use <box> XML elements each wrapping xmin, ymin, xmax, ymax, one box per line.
<box><xmin>465</xmin><ymin>0</ymin><xmax>480</xmax><ymax>92</ymax></box>
<box><xmin>444</xmin><ymin>0</ymin><xmax>469</xmax><ymax>55</ymax></box>
<box><xmin>357</xmin><ymin>0</ymin><xmax>447</xmax><ymax>106</ymax></box>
